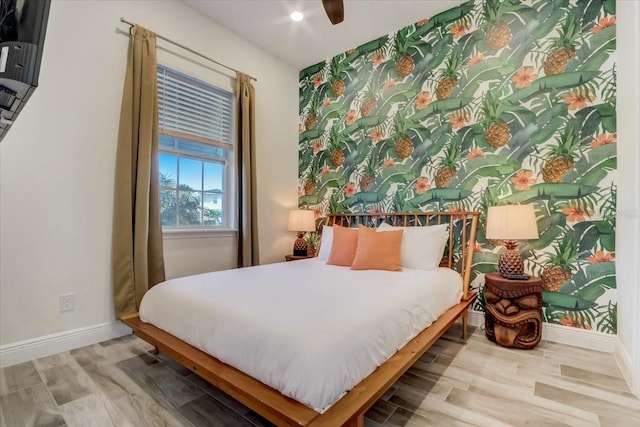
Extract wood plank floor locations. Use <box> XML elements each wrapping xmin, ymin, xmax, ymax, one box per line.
<box><xmin>1</xmin><ymin>325</ymin><xmax>639</xmax><ymax>426</ymax></box>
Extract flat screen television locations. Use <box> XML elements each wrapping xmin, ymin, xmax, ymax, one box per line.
<box><xmin>0</xmin><ymin>0</ymin><xmax>51</xmax><ymax>142</ymax></box>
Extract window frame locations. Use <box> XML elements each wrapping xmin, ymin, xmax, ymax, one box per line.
<box><xmin>156</xmin><ymin>64</ymin><xmax>237</xmax><ymax>235</ymax></box>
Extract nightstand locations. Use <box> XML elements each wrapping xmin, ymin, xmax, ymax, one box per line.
<box><xmin>285</xmin><ymin>254</ymin><xmax>311</xmax><ymax>262</ymax></box>
<box><xmin>484</xmin><ymin>272</ymin><xmax>542</xmax><ymax>349</ymax></box>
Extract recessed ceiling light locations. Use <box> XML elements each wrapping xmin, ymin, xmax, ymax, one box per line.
<box><xmin>290</xmin><ymin>11</ymin><xmax>304</xmax><ymax>22</ymax></box>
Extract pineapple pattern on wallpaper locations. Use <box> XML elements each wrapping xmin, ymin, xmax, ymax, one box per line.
<box><xmin>298</xmin><ymin>0</ymin><xmax>617</xmax><ymax>333</ymax></box>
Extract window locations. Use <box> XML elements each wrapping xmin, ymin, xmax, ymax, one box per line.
<box><xmin>157</xmin><ymin>65</ymin><xmax>235</xmax><ymax>230</ymax></box>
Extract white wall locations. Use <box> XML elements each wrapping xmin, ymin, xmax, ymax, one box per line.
<box><xmin>616</xmin><ymin>1</ymin><xmax>640</xmax><ymax>396</ymax></box>
<box><xmin>0</xmin><ymin>0</ymin><xmax>299</xmax><ymax>354</ymax></box>
<box><xmin>163</xmin><ymin>234</ymin><xmax>237</xmax><ymax>280</ymax></box>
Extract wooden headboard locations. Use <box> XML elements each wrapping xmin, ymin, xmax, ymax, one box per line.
<box><xmin>326</xmin><ymin>211</ymin><xmax>479</xmax><ymax>300</ymax></box>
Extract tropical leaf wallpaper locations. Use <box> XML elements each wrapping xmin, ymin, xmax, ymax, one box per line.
<box><xmin>298</xmin><ymin>0</ymin><xmax>617</xmax><ymax>333</ymax></box>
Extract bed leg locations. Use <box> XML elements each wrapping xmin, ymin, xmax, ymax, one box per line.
<box><xmin>343</xmin><ymin>413</ymin><xmax>364</xmax><ymax>427</ymax></box>
<box><xmin>151</xmin><ymin>346</ymin><xmax>160</xmax><ymax>355</ymax></box>
<box><xmin>462</xmin><ymin>311</ymin><xmax>468</xmax><ymax>341</ymax></box>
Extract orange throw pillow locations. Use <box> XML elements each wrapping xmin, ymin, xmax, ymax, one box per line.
<box><xmin>326</xmin><ymin>224</ymin><xmax>359</xmax><ymax>266</ymax></box>
<box><xmin>351</xmin><ymin>225</ymin><xmax>403</xmax><ymax>271</ymax></box>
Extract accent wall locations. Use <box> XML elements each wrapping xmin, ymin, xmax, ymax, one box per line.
<box><xmin>298</xmin><ymin>0</ymin><xmax>617</xmax><ymax>333</ymax></box>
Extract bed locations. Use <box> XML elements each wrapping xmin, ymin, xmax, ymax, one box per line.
<box><xmin>121</xmin><ymin>211</ymin><xmax>479</xmax><ymax>426</ymax></box>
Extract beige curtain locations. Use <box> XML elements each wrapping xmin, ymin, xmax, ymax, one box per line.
<box><xmin>112</xmin><ymin>25</ymin><xmax>165</xmax><ymax>318</ymax></box>
<box><xmin>236</xmin><ymin>72</ymin><xmax>259</xmax><ymax>267</ymax></box>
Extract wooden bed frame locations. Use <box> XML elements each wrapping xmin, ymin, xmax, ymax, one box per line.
<box><xmin>121</xmin><ymin>211</ymin><xmax>479</xmax><ymax>427</ymax></box>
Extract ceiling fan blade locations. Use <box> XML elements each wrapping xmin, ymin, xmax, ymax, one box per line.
<box><xmin>322</xmin><ymin>0</ymin><xmax>344</xmax><ymax>25</ymax></box>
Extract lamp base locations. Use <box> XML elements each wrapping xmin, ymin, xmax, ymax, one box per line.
<box><xmin>498</xmin><ymin>240</ymin><xmax>524</xmax><ymax>278</ymax></box>
<box><xmin>293</xmin><ymin>232</ymin><xmax>308</xmax><ymax>256</ymax></box>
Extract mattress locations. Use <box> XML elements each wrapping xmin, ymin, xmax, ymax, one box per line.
<box><xmin>139</xmin><ymin>258</ymin><xmax>462</xmax><ymax>412</ymax></box>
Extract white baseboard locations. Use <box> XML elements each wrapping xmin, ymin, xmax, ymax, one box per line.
<box><xmin>0</xmin><ymin>321</ymin><xmax>131</xmax><ymax>368</ymax></box>
<box><xmin>614</xmin><ymin>338</ymin><xmax>634</xmax><ymax>391</ymax></box>
<box><xmin>614</xmin><ymin>338</ymin><xmax>640</xmax><ymax>398</ymax></box>
<box><xmin>541</xmin><ymin>322</ymin><xmax>616</xmax><ymax>352</ymax></box>
<box><xmin>466</xmin><ymin>310</ymin><xmax>616</xmax><ymax>352</ymax></box>
<box><xmin>467</xmin><ymin>310</ymin><xmax>485</xmax><ymax>329</ymax></box>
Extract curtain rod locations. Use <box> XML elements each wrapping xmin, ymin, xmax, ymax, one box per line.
<box><xmin>120</xmin><ymin>17</ymin><xmax>257</xmax><ymax>82</ymax></box>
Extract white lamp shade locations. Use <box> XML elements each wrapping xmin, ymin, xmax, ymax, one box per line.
<box><xmin>287</xmin><ymin>209</ymin><xmax>315</xmax><ymax>232</ymax></box>
<box><xmin>486</xmin><ymin>205</ymin><xmax>539</xmax><ymax>240</ymax></box>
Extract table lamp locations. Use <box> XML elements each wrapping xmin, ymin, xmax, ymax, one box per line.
<box><xmin>288</xmin><ymin>209</ymin><xmax>316</xmax><ymax>256</ymax></box>
<box><xmin>485</xmin><ymin>204</ymin><xmax>539</xmax><ymax>279</ymax></box>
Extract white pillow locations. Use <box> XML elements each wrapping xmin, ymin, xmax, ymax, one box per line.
<box><xmin>377</xmin><ymin>222</ymin><xmax>448</xmax><ymax>270</ymax></box>
<box><xmin>316</xmin><ymin>226</ymin><xmax>334</xmax><ymax>260</ymax></box>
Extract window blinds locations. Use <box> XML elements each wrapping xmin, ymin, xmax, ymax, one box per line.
<box><xmin>157</xmin><ymin>65</ymin><xmax>234</xmax><ymax>148</ymax></box>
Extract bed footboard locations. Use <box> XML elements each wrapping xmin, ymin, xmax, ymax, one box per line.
<box><xmin>121</xmin><ymin>292</ymin><xmax>475</xmax><ymax>426</ymax></box>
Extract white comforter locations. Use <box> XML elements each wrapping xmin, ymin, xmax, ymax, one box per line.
<box><xmin>139</xmin><ymin>259</ymin><xmax>462</xmax><ymax>412</ymax></box>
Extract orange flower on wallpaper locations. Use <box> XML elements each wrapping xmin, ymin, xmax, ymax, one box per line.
<box><xmin>321</xmin><ymin>98</ymin><xmax>331</xmax><ymax>108</ymax></box>
<box><xmin>370</xmin><ymin>128</ymin><xmax>384</xmax><ymax>144</ymax></box>
<box><xmin>313</xmin><ymin>74</ymin><xmax>324</xmax><ymax>88</ymax></box>
<box><xmin>371</xmin><ymin>53</ymin><xmax>385</xmax><ymax>67</ymax></box>
<box><xmin>473</xmin><ymin>243</ymin><xmax>483</xmax><ymax>252</ymax></box>
<box><xmin>416</xmin><ymin>18</ymin><xmax>429</xmax><ymax>26</ymax></box>
<box><xmin>563</xmin><ymin>88</ymin><xmax>596</xmax><ymax>111</ymax></box>
<box><xmin>383</xmin><ymin>79</ymin><xmax>396</xmax><ymax>90</ymax></box>
<box><xmin>311</xmin><ymin>140</ymin><xmax>322</xmax><ymax>154</ymax></box>
<box><xmin>590</xmin><ymin>133</ymin><xmax>617</xmax><ymax>148</ymax></box>
<box><xmin>446</xmin><ymin>206</ymin><xmax>462</xmax><ymax>213</ymax></box>
<box><xmin>512</xmin><ymin>67</ymin><xmax>538</xmax><ymax>89</ymax></box>
<box><xmin>511</xmin><ymin>170</ymin><xmax>536</xmax><ymax>191</ymax></box>
<box><xmin>559</xmin><ymin>315</ymin><xmax>592</xmax><ymax>330</ymax></box>
<box><xmin>467</xmin><ymin>53</ymin><xmax>486</xmax><ymax>67</ymax></box>
<box><xmin>451</xmin><ymin>22</ymin><xmax>469</xmax><ymax>39</ymax></box>
<box><xmin>559</xmin><ymin>316</ymin><xmax>576</xmax><ymax>327</ymax></box>
<box><xmin>344</xmin><ymin>182</ymin><xmax>357</xmax><ymax>197</ymax></box>
<box><xmin>413</xmin><ymin>92</ymin><xmax>432</xmax><ymax>110</ymax></box>
<box><xmin>562</xmin><ymin>203</ymin><xmax>593</xmax><ymax>222</ymax></box>
<box><xmin>345</xmin><ymin>110</ymin><xmax>358</xmax><ymax>125</ymax></box>
<box><xmin>382</xmin><ymin>158</ymin><xmax>395</xmax><ymax>168</ymax></box>
<box><xmin>321</xmin><ymin>165</ymin><xmax>331</xmax><ymax>175</ymax></box>
<box><xmin>467</xmin><ymin>147</ymin><xmax>486</xmax><ymax>160</ymax></box>
<box><xmin>587</xmin><ymin>250</ymin><xmax>615</xmax><ymax>264</ymax></box>
<box><xmin>298</xmin><ymin>123</ymin><xmax>304</xmax><ymax>135</ymax></box>
<box><xmin>449</xmin><ymin>112</ymin><xmax>470</xmax><ymax>129</ymax></box>
<box><xmin>413</xmin><ymin>177</ymin><xmax>431</xmax><ymax>195</ymax></box>
<box><xmin>592</xmin><ymin>16</ymin><xmax>616</xmax><ymax>33</ymax></box>
<box><xmin>345</xmin><ymin>48</ymin><xmax>356</xmax><ymax>54</ymax></box>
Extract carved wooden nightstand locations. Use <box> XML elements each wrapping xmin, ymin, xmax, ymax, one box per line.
<box><xmin>285</xmin><ymin>255</ymin><xmax>311</xmax><ymax>262</ymax></box>
<box><xmin>484</xmin><ymin>272</ymin><xmax>543</xmax><ymax>349</ymax></box>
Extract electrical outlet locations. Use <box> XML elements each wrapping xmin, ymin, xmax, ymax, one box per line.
<box><xmin>59</xmin><ymin>293</ymin><xmax>74</xmax><ymax>312</ymax></box>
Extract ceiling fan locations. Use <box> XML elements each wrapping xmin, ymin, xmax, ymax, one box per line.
<box><xmin>322</xmin><ymin>0</ymin><xmax>344</xmax><ymax>25</ymax></box>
